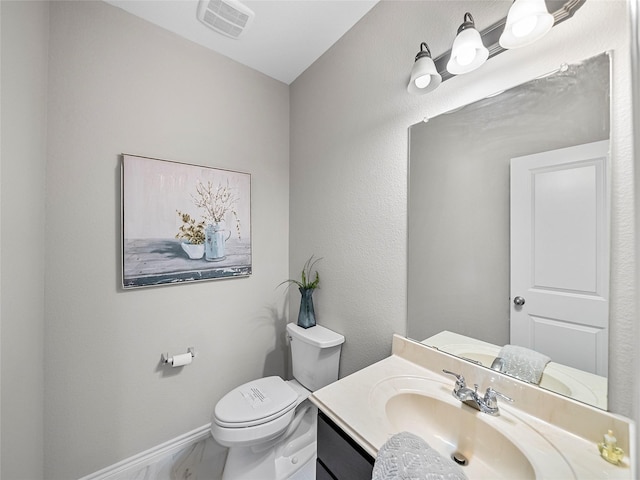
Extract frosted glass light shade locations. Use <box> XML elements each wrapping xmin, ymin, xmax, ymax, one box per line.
<box><xmin>499</xmin><ymin>0</ymin><xmax>554</xmax><ymax>49</ymax></box>
<box><xmin>446</xmin><ymin>27</ymin><xmax>489</xmax><ymax>75</ymax></box>
<box><xmin>408</xmin><ymin>56</ymin><xmax>442</xmax><ymax>95</ymax></box>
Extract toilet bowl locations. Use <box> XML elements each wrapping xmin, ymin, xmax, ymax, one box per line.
<box><xmin>211</xmin><ymin>323</ymin><xmax>344</xmax><ymax>480</ymax></box>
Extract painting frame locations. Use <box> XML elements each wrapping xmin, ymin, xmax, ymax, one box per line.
<box><xmin>121</xmin><ymin>154</ymin><xmax>251</xmax><ymax>289</ymax></box>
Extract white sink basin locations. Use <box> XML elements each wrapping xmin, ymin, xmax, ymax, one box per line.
<box><xmin>386</xmin><ymin>391</ymin><xmax>535</xmax><ymax>478</ymax></box>
<box><xmin>370</xmin><ymin>375</ymin><xmax>576</xmax><ymax>479</ymax></box>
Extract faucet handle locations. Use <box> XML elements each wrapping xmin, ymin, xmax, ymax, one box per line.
<box><xmin>483</xmin><ymin>387</ymin><xmax>513</xmax><ymax>408</ymax></box>
<box><xmin>442</xmin><ymin>369</ymin><xmax>466</xmax><ymax>388</ymax></box>
<box><xmin>490</xmin><ymin>357</ymin><xmax>505</xmax><ymax>372</ymax></box>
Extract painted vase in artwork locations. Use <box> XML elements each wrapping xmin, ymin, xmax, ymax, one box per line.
<box><xmin>205</xmin><ymin>222</ymin><xmax>231</xmax><ymax>261</ymax></box>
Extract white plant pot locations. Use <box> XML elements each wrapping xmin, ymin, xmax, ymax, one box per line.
<box><xmin>181</xmin><ymin>242</ymin><xmax>205</xmax><ymax>259</ymax></box>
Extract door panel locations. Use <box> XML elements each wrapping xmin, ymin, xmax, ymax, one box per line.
<box><xmin>510</xmin><ymin>140</ymin><xmax>609</xmax><ymax>376</ymax></box>
<box><xmin>529</xmin><ymin>315</ymin><xmax>606</xmax><ymax>373</ymax></box>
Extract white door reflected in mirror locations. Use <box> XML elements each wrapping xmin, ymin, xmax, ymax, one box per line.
<box><xmin>510</xmin><ymin>140</ymin><xmax>609</xmax><ymax>377</ymax></box>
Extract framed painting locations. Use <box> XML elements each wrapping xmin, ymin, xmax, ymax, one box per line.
<box><xmin>121</xmin><ymin>154</ymin><xmax>251</xmax><ymax>288</ymax></box>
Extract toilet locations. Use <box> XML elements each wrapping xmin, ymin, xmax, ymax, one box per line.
<box><xmin>211</xmin><ymin>322</ymin><xmax>345</xmax><ymax>480</ymax></box>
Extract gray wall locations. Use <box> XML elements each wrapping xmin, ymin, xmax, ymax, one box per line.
<box><xmin>0</xmin><ymin>2</ymin><xmax>48</xmax><ymax>479</ymax></box>
<box><xmin>1</xmin><ymin>1</ymin><xmax>289</xmax><ymax>478</ymax></box>
<box><xmin>290</xmin><ymin>0</ymin><xmax>635</xmax><ymax>413</ymax></box>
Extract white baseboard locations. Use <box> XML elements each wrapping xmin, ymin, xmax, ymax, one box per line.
<box><xmin>79</xmin><ymin>424</ymin><xmax>213</xmax><ymax>480</ymax></box>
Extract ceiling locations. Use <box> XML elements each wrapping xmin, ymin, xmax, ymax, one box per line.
<box><xmin>104</xmin><ymin>0</ymin><xmax>379</xmax><ymax>85</ymax></box>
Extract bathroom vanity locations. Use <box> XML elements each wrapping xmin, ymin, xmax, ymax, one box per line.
<box><xmin>310</xmin><ymin>335</ymin><xmax>635</xmax><ymax>479</ymax></box>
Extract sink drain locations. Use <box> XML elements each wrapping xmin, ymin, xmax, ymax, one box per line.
<box><xmin>451</xmin><ymin>452</ymin><xmax>469</xmax><ymax>466</ymax></box>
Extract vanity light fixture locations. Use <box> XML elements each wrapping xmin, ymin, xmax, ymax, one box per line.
<box><xmin>406</xmin><ymin>1</ymin><xmax>585</xmax><ymax>95</ymax></box>
<box><xmin>499</xmin><ymin>0</ymin><xmax>554</xmax><ymax>49</ymax></box>
<box><xmin>407</xmin><ymin>43</ymin><xmax>442</xmax><ymax>94</ymax></box>
<box><xmin>446</xmin><ymin>13</ymin><xmax>489</xmax><ymax>75</ymax></box>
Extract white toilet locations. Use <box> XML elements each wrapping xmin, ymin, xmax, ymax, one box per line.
<box><xmin>211</xmin><ymin>322</ymin><xmax>345</xmax><ymax>480</ymax></box>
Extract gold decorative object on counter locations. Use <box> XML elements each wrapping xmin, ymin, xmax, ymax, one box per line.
<box><xmin>598</xmin><ymin>430</ymin><xmax>625</xmax><ymax>465</ymax></box>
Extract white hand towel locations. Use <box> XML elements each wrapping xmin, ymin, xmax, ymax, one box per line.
<box><xmin>372</xmin><ymin>431</ymin><xmax>468</xmax><ymax>480</ymax></box>
<box><xmin>498</xmin><ymin>344</ymin><xmax>551</xmax><ymax>385</ymax></box>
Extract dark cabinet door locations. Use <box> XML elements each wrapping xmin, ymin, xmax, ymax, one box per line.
<box><xmin>316</xmin><ymin>410</ymin><xmax>374</xmax><ymax>480</ymax></box>
<box><xmin>315</xmin><ymin>459</ymin><xmax>334</xmax><ymax>480</ymax></box>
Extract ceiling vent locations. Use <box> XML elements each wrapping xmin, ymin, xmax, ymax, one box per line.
<box><xmin>197</xmin><ymin>0</ymin><xmax>255</xmax><ymax>39</ymax></box>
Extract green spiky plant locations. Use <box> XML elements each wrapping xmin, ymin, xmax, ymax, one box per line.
<box><xmin>279</xmin><ymin>255</ymin><xmax>322</xmax><ymax>290</ymax></box>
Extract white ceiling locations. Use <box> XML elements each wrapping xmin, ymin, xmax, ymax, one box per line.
<box><xmin>104</xmin><ymin>0</ymin><xmax>379</xmax><ymax>85</ymax></box>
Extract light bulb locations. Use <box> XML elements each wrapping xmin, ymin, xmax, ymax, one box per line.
<box><xmin>414</xmin><ymin>74</ymin><xmax>432</xmax><ymax>89</ymax></box>
<box><xmin>407</xmin><ymin>43</ymin><xmax>442</xmax><ymax>94</ymax></box>
<box><xmin>446</xmin><ymin>13</ymin><xmax>488</xmax><ymax>75</ymax></box>
<box><xmin>499</xmin><ymin>0</ymin><xmax>554</xmax><ymax>49</ymax></box>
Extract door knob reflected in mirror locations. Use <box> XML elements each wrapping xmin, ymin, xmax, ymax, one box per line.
<box><xmin>513</xmin><ymin>296</ymin><xmax>526</xmax><ymax>306</ymax></box>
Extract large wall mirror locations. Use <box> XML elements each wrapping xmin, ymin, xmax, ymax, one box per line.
<box><xmin>407</xmin><ymin>53</ymin><xmax>611</xmax><ymax>410</ymax></box>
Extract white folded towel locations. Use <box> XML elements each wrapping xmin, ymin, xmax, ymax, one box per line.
<box><xmin>372</xmin><ymin>432</ymin><xmax>468</xmax><ymax>480</ymax></box>
<box><xmin>498</xmin><ymin>344</ymin><xmax>551</xmax><ymax>385</ymax></box>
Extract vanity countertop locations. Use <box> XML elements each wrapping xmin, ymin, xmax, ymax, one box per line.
<box><xmin>310</xmin><ymin>335</ymin><xmax>635</xmax><ymax>480</ymax></box>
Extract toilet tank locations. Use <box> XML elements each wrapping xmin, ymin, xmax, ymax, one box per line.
<box><xmin>286</xmin><ymin>323</ymin><xmax>345</xmax><ymax>391</ymax></box>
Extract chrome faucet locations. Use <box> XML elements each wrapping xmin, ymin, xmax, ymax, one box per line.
<box><xmin>490</xmin><ymin>356</ymin><xmax>505</xmax><ymax>372</ymax></box>
<box><xmin>442</xmin><ymin>370</ymin><xmax>513</xmax><ymax>416</ymax></box>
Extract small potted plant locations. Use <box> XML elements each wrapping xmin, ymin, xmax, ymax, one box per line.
<box><xmin>280</xmin><ymin>256</ymin><xmax>321</xmax><ymax>328</ymax></box>
<box><xmin>176</xmin><ymin>211</ymin><xmax>205</xmax><ymax>259</ymax></box>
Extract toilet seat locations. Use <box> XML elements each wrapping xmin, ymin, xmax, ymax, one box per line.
<box><xmin>214</xmin><ymin>376</ymin><xmax>298</xmax><ymax>428</ymax></box>
<box><xmin>212</xmin><ymin>376</ymin><xmax>302</xmax><ymax>448</ymax></box>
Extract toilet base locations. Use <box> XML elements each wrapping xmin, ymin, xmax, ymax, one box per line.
<box><xmin>221</xmin><ymin>404</ymin><xmax>318</xmax><ymax>480</ymax></box>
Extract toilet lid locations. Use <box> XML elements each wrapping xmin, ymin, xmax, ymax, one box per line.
<box><xmin>214</xmin><ymin>376</ymin><xmax>299</xmax><ymax>428</ymax></box>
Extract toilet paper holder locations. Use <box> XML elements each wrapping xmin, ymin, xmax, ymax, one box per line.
<box><xmin>161</xmin><ymin>347</ymin><xmax>196</xmax><ymax>365</ymax></box>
